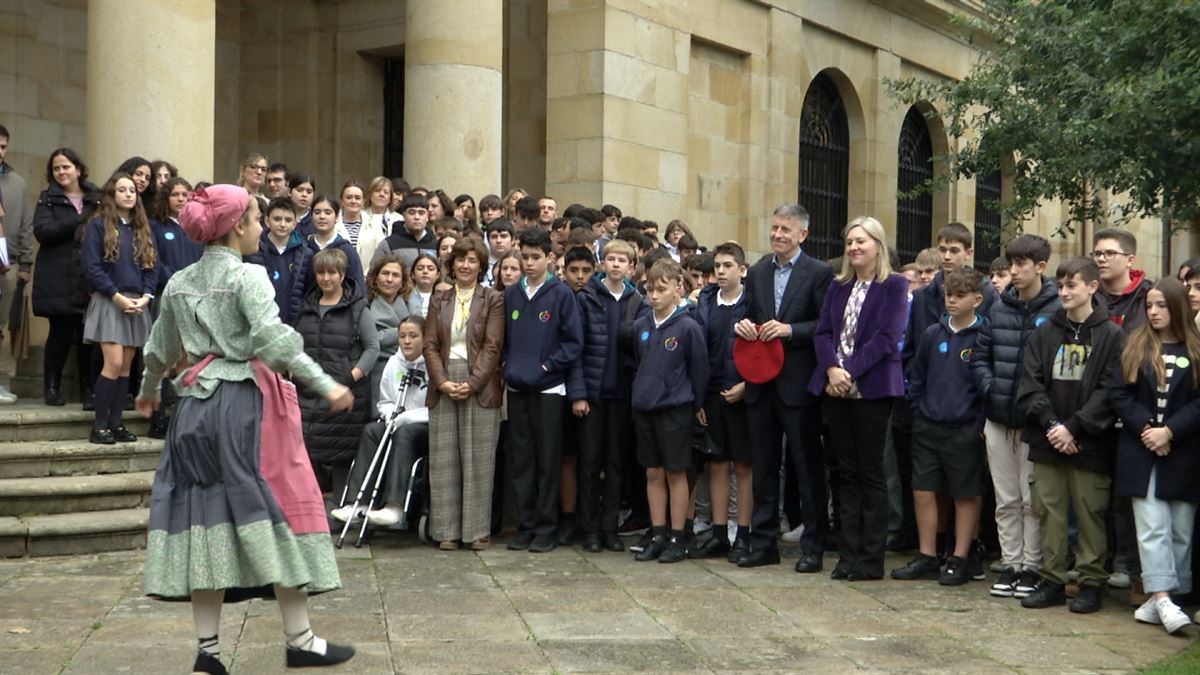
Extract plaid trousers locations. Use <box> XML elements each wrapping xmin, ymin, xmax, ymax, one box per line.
<box><xmin>429</xmin><ymin>359</ymin><xmax>501</xmax><ymax>543</ymax></box>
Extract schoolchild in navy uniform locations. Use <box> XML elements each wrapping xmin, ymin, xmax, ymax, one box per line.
<box><xmin>289</xmin><ymin>173</ymin><xmax>316</xmax><ymax>239</ymax></box>
<box><xmin>245</xmin><ymin>196</ymin><xmax>312</xmax><ymax>324</ymax></box>
<box><xmin>301</xmin><ymin>194</ymin><xmax>365</xmax><ymax>297</ymax></box>
<box><xmin>558</xmin><ymin>245</ymin><xmax>597</xmax><ymax>545</ymax></box>
<box><xmin>81</xmin><ymin>173</ymin><xmax>158</xmax><ymax>445</ymax></box>
<box><xmin>630</xmin><ymin>258</ymin><xmax>708</xmax><ymax>563</ymax></box>
<box><xmin>567</xmin><ymin>238</ymin><xmax>647</xmax><ymax>552</ymax></box>
<box><xmin>502</xmin><ymin>227</ymin><xmax>584</xmax><ymax>553</ymax></box>
<box><xmin>146</xmin><ymin>176</ymin><xmax>202</xmax><ymax>438</ymax></box>
<box><xmin>691</xmin><ymin>242</ymin><xmax>753</xmax><ymax>562</ymax></box>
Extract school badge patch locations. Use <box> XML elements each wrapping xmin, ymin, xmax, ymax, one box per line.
<box><xmin>538</xmin><ymin>310</ymin><xmax>551</xmax><ymax>322</ymax></box>
<box><xmin>664</xmin><ymin>337</ymin><xmax>679</xmax><ymax>351</ymax></box>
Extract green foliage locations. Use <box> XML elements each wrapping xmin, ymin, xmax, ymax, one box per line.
<box><xmin>887</xmin><ymin>0</ymin><xmax>1200</xmax><ymax>230</ymax></box>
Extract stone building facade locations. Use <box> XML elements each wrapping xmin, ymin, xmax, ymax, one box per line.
<box><xmin>1</xmin><ymin>0</ymin><xmax>1185</xmax><ymax>346</ymax></box>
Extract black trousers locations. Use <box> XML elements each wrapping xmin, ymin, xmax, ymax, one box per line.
<box><xmin>825</xmin><ymin>396</ymin><xmax>894</xmax><ymax>577</ymax></box>
<box><xmin>889</xmin><ymin>399</ymin><xmax>917</xmax><ymax>537</ymax></box>
<box><xmin>491</xmin><ymin>420</ymin><xmax>508</xmax><ymax>536</ymax></box>
<box><xmin>579</xmin><ymin>398</ymin><xmax>630</xmax><ymax>537</ymax></box>
<box><xmin>508</xmin><ymin>391</ymin><xmax>564</xmax><ymax>537</ymax></box>
<box><xmin>44</xmin><ymin>315</ymin><xmax>92</xmax><ymax>395</ymax></box>
<box><xmin>746</xmin><ymin>385</ymin><xmax>827</xmax><ymax>554</ymax></box>
<box><xmin>344</xmin><ymin>420</ymin><xmax>428</xmax><ymax>507</ymax></box>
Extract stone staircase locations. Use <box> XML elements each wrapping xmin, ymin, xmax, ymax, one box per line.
<box><xmin>0</xmin><ymin>403</ymin><xmax>158</xmax><ymax>558</ymax></box>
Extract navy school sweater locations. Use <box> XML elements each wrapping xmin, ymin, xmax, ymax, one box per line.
<box><xmin>908</xmin><ymin>313</ymin><xmax>985</xmax><ymax>427</ymax></box>
<box><xmin>151</xmin><ymin>217</ymin><xmax>203</xmax><ymax>295</ymax></box>
<box><xmin>567</xmin><ymin>274</ymin><xmax>648</xmax><ymax>402</ymax></box>
<box><xmin>631</xmin><ymin>305</ymin><xmax>709</xmax><ymax>412</ymax></box>
<box><xmin>303</xmin><ymin>234</ymin><xmax>366</xmax><ymax>296</ymax></box>
<box><xmin>82</xmin><ymin>217</ymin><xmax>159</xmax><ymax>298</ymax></box>
<box><xmin>245</xmin><ymin>230</ymin><xmax>313</xmax><ymax>324</ymax></box>
<box><xmin>693</xmin><ymin>283</ymin><xmax>747</xmax><ymax>393</ymax></box>
<box><xmin>503</xmin><ymin>273</ymin><xmax>585</xmax><ymax>392</ymax></box>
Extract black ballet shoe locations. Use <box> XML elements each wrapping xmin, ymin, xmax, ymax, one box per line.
<box><xmin>111</xmin><ymin>425</ymin><xmax>138</xmax><ymax>443</ymax></box>
<box><xmin>285</xmin><ymin>641</ymin><xmax>356</xmax><ymax>668</ymax></box>
<box><xmin>192</xmin><ymin>652</ymin><xmax>228</xmax><ymax>675</ymax></box>
<box><xmin>89</xmin><ymin>427</ymin><xmax>115</xmax><ymax>445</ymax></box>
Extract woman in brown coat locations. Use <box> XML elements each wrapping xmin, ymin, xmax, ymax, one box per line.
<box><xmin>424</xmin><ymin>237</ymin><xmax>505</xmax><ymax>549</ymax></box>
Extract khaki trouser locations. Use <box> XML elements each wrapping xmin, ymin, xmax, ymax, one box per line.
<box><xmin>1031</xmin><ymin>461</ymin><xmax>1110</xmax><ymax>587</ymax></box>
<box><xmin>984</xmin><ymin>420</ymin><xmax>1041</xmax><ymax>571</ymax></box>
<box><xmin>0</xmin><ymin>267</ymin><xmax>17</xmax><ymax>380</ymax></box>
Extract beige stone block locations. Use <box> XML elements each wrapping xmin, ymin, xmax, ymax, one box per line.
<box><xmin>710</xmin><ymin>138</ymin><xmax>741</xmax><ymax>174</ymax></box>
<box><xmin>21</xmin><ymin>117</ymin><xmax>63</xmax><ymax>155</ymax></box>
<box><xmin>724</xmin><ymin>180</ymin><xmax>747</xmax><ymax>215</ymax></box>
<box><xmin>575</xmin><ymin>138</ymin><xmax>604</xmax><ymax>182</ymax></box>
<box><xmin>545</xmin><ymin>140</ymin><xmax>578</xmax><ymax>184</ymax></box>
<box><xmin>633</xmin><ymin>17</ymin><xmax>679</xmax><ymax>71</ymax></box>
<box><xmin>632</xmin><ymin>186</ymin><xmax>686</xmax><ymax>224</ymax></box>
<box><xmin>546</xmin><ymin>96</ymin><xmax>603</xmax><ymax>141</ymax></box>
<box><xmin>689</xmin><ymin>60</ymin><xmax>709</xmax><ymax>97</ymax></box>
<box><xmin>579</xmin><ymin>50</ymin><xmax>605</xmax><ymax>94</ymax></box>
<box><xmin>603</xmin><ymin>51</ymin><xmax>657</xmax><ymax>105</ymax></box>
<box><xmin>659</xmin><ymin>151</ymin><xmax>688</xmax><ymax>195</ymax></box>
<box><xmin>708</xmin><ymin>63</ymin><xmax>745</xmax><ymax>108</ymax></box>
<box><xmin>603</xmin><ymin>6</ymin><xmax>638</xmax><ymax>58</ymax></box>
<box><xmin>9</xmin><ymin>77</ymin><xmax>39</xmax><ymax>119</ymax></box>
<box><xmin>607</xmin><ymin>97</ymin><xmax>687</xmax><ymax>153</ymax></box>
<box><xmin>697</xmin><ymin>172</ymin><xmax>726</xmax><ymax>212</ymax></box>
<box><xmin>547</xmin><ymin>6</ymin><xmax>605</xmax><ymax>55</ymax></box>
<box><xmin>546</xmin><ymin>52</ymin><xmax>581</xmax><ymax>98</ymax></box>
<box><xmin>600</xmin><ymin>183</ymin><xmax>637</xmax><ymax>216</ymax></box>
<box><xmin>655</xmin><ymin>69</ymin><xmax>687</xmax><ymax>113</ymax></box>
<box><xmin>603</xmin><ymin>140</ymin><xmax>660</xmax><ymax>190</ymax></box>
<box><xmin>687</xmin><ymin>97</ymin><xmax>724</xmax><ymax>139</ymax></box>
<box><xmin>688</xmin><ymin>135</ymin><xmax>711</xmax><ymax>172</ymax></box>
<box><xmin>36</xmin><ymin>82</ymin><xmax>83</xmax><ymax>123</ymax></box>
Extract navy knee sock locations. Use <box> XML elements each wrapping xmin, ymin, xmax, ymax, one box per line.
<box><xmin>93</xmin><ymin>376</ymin><xmax>117</xmax><ymax>430</ymax></box>
<box><xmin>109</xmin><ymin>377</ymin><xmax>129</xmax><ymax>429</ymax></box>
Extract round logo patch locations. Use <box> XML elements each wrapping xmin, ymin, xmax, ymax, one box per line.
<box><xmin>959</xmin><ymin>348</ymin><xmax>973</xmax><ymax>363</ymax></box>
<box><xmin>1035</xmin><ymin>316</ymin><xmax>1048</xmax><ymax>327</ymax></box>
<box><xmin>272</xmin><ymin>270</ymin><xmax>280</xmax><ymax>280</ymax></box>
<box><xmin>938</xmin><ymin>341</ymin><xmax>949</xmax><ymax>353</ymax></box>
<box><xmin>538</xmin><ymin>310</ymin><xmax>551</xmax><ymax>323</ymax></box>
<box><xmin>664</xmin><ymin>337</ymin><xmax>679</xmax><ymax>351</ymax></box>
<box><xmin>511</xmin><ymin>310</ymin><xmax>520</xmax><ymax>320</ymax></box>
<box><xmin>640</xmin><ymin>330</ymin><xmax>650</xmax><ymax>342</ymax></box>
<box><xmin>1179</xmin><ymin>357</ymin><xmax>1191</xmax><ymax>369</ymax></box>
<box><xmin>164</xmin><ymin>231</ymin><xmax>176</xmax><ymax>241</ymax></box>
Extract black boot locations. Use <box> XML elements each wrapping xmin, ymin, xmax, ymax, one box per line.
<box><xmin>44</xmin><ymin>372</ymin><xmax>65</xmax><ymax>406</ymax></box>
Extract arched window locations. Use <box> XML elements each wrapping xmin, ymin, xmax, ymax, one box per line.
<box><xmin>896</xmin><ymin>106</ymin><xmax>933</xmax><ymax>265</ymax></box>
<box><xmin>798</xmin><ymin>73</ymin><xmax>849</xmax><ymax>262</ymax></box>
<box><xmin>974</xmin><ymin>169</ymin><xmax>1002</xmax><ymax>272</ymax></box>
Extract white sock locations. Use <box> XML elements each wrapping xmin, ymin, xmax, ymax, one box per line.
<box><xmin>191</xmin><ymin>589</ymin><xmax>224</xmax><ymax>658</ymax></box>
<box><xmin>276</xmin><ymin>584</ymin><xmax>327</xmax><ymax>655</ymax></box>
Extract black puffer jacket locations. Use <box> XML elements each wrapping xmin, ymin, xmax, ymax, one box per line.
<box><xmin>971</xmin><ymin>277</ymin><xmax>1061</xmax><ymax>427</ymax></box>
<box><xmin>293</xmin><ymin>279</ymin><xmax>371</xmax><ymax>465</ymax></box>
<box><xmin>31</xmin><ymin>181</ymin><xmax>101</xmax><ymax>317</ymax></box>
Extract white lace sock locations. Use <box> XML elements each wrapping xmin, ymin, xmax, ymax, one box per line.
<box><xmin>276</xmin><ymin>584</ymin><xmax>327</xmax><ymax>656</ymax></box>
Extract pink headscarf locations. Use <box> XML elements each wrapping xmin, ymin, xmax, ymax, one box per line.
<box><xmin>179</xmin><ymin>185</ymin><xmax>252</xmax><ymax>243</ymax></box>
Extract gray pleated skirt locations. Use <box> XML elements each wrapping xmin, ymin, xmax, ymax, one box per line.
<box><xmin>83</xmin><ymin>292</ymin><xmax>152</xmax><ymax>346</ymax></box>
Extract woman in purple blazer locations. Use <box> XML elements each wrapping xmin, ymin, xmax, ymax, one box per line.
<box><xmin>810</xmin><ymin>216</ymin><xmax>908</xmax><ymax>580</ymax></box>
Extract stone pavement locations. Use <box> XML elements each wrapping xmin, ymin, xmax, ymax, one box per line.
<box><xmin>0</xmin><ymin>537</ymin><xmax>1192</xmax><ymax>674</ymax></box>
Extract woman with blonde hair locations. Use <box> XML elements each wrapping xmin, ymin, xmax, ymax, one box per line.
<box><xmin>235</xmin><ymin>152</ymin><xmax>269</xmax><ymax>207</ymax></box>
<box><xmin>809</xmin><ymin>216</ymin><xmax>907</xmax><ymax>580</ymax></box>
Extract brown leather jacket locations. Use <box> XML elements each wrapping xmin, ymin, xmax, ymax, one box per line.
<box><xmin>423</xmin><ymin>285</ymin><xmax>505</xmax><ymax>408</ymax></box>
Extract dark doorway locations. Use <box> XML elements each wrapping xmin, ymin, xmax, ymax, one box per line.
<box><xmin>895</xmin><ymin>106</ymin><xmax>934</xmax><ymax>265</ymax></box>
<box><xmin>798</xmin><ymin>72</ymin><xmax>850</xmax><ymax>263</ymax></box>
<box><xmin>383</xmin><ymin>57</ymin><xmax>404</xmax><ymax>178</ymax></box>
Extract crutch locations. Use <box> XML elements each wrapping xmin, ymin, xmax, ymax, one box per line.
<box><xmin>335</xmin><ymin>367</ymin><xmax>417</xmax><ymax>548</ymax></box>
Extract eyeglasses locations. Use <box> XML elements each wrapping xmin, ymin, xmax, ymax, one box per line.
<box><xmin>1090</xmin><ymin>250</ymin><xmax>1130</xmax><ymax>261</ymax></box>
<box><xmin>247</xmin><ymin>164</ymin><xmax>268</xmax><ymax>172</ymax></box>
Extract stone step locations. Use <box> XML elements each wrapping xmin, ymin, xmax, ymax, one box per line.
<box><xmin>0</xmin><ymin>508</ymin><xmax>148</xmax><ymax>558</ymax></box>
<box><xmin>0</xmin><ymin>471</ymin><xmax>154</xmax><ymax>516</ymax></box>
<box><xmin>0</xmin><ymin>438</ymin><xmax>163</xmax><ymax>479</ymax></box>
<box><xmin>0</xmin><ymin>403</ymin><xmax>150</xmax><ymax>442</ymax></box>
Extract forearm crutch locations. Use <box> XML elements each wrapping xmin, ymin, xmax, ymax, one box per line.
<box><xmin>335</xmin><ymin>411</ymin><xmax>399</xmax><ymax>548</ymax></box>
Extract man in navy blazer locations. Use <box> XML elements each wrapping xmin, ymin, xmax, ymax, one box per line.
<box><xmin>734</xmin><ymin>203</ymin><xmax>834</xmax><ymax>570</ymax></box>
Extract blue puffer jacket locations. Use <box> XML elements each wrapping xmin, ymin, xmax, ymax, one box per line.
<box><xmin>567</xmin><ymin>274</ymin><xmax>647</xmax><ymax>402</ymax></box>
<box><xmin>970</xmin><ymin>277</ymin><xmax>1061</xmax><ymax>427</ymax></box>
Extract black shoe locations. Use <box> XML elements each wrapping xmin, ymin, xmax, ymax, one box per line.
<box><xmin>147</xmin><ymin>417</ymin><xmax>169</xmax><ymax>439</ymax></box>
<box><xmin>738</xmin><ymin>546</ymin><xmax>781</xmax><ymax>568</ymax></box>
<box><xmin>885</xmin><ymin>531</ymin><xmax>917</xmax><ymax>552</ymax></box>
<box><xmin>634</xmin><ymin>533</ymin><xmax>669</xmax><ymax>561</ymax></box>
<box><xmin>602</xmin><ymin>531</ymin><xmax>624</xmax><ymax>552</ymax></box>
<box><xmin>44</xmin><ymin>387</ymin><xmax>65</xmax><ymax>407</ymax></box>
<box><xmin>794</xmin><ymin>552</ymin><xmax>823</xmax><ymax>573</ymax></box>
<box><xmin>557</xmin><ymin>515</ymin><xmax>578</xmax><ymax>546</ymax></box>
<box><xmin>990</xmin><ymin>567</ymin><xmax>1020</xmax><ymax>597</ymax></box>
<box><xmin>1014</xmin><ymin>569</ymin><xmax>1040</xmax><ymax>599</ymax></box>
<box><xmin>629</xmin><ymin>529</ymin><xmax>654</xmax><ymax>553</ymax></box>
<box><xmin>506</xmin><ymin>532</ymin><xmax>534</xmax><ymax>551</ymax></box>
<box><xmin>847</xmin><ymin>571</ymin><xmax>883</xmax><ymax>581</ymax></box>
<box><xmin>285</xmin><ymin>641</ymin><xmax>356</xmax><ymax>667</ymax></box>
<box><xmin>81</xmin><ymin>392</ymin><xmax>95</xmax><ymax>411</ymax></box>
<box><xmin>89</xmin><ymin>427</ymin><xmax>115</xmax><ymax>445</ymax></box>
<box><xmin>727</xmin><ymin>537</ymin><xmax>749</xmax><ymax>564</ymax></box>
<box><xmin>192</xmin><ymin>652</ymin><xmax>227</xmax><ymax>675</ymax></box>
<box><xmin>1069</xmin><ymin>585</ymin><xmax>1102</xmax><ymax>614</ymax></box>
<box><xmin>581</xmin><ymin>533</ymin><xmax>603</xmax><ymax>552</ymax></box>
<box><xmin>831</xmin><ymin>561</ymin><xmax>850</xmax><ymax>580</ymax></box>
<box><xmin>891</xmin><ymin>553</ymin><xmax>941</xmax><ymax>581</ymax></box>
<box><xmin>968</xmin><ymin>539</ymin><xmax>987</xmax><ymax>581</ymax></box>
<box><xmin>659</xmin><ymin>536</ymin><xmax>688</xmax><ymax>563</ymax></box>
<box><xmin>939</xmin><ymin>555</ymin><xmax>969</xmax><ymax>586</ymax></box>
<box><xmin>529</xmin><ymin>534</ymin><xmax>558</xmax><ymax>553</ymax></box>
<box><xmin>1020</xmin><ymin>579</ymin><xmax>1066</xmax><ymax>608</ymax></box>
<box><xmin>690</xmin><ymin>534</ymin><xmax>730</xmax><ymax>559</ymax></box>
<box><xmin>111</xmin><ymin>425</ymin><xmax>137</xmax><ymax>443</ymax></box>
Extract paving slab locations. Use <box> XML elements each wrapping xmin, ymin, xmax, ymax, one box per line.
<box><xmin>383</xmin><ymin>589</ymin><xmax>514</xmax><ymax>615</ymax></box>
<box><xmin>385</xmin><ymin>640</ymin><xmax>551</xmax><ymax>674</ymax></box>
<box><xmin>386</xmin><ymin>612</ymin><xmax>532</xmax><ymax>642</ymax></box>
<box><xmin>538</xmin><ymin>638</ymin><xmax>707</xmax><ymax>672</ymax></box>
<box><xmin>504</xmin><ymin>586</ymin><xmax>641</xmax><ymax>614</ymax></box>
<box><xmin>524</xmin><ymin>611</ymin><xmax>673</xmax><ymax>641</ymax></box>
<box><xmin>0</xmin><ymin>648</ymin><xmax>77</xmax><ymax>675</ymax></box>
<box><xmin>687</xmin><ymin>636</ymin><xmax>862</xmax><ymax>673</ymax></box>
<box><xmin>231</xmin><ymin>641</ymin><xmax>392</xmax><ymax>674</ymax></box>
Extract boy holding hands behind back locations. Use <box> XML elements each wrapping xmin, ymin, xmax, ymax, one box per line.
<box><xmin>1015</xmin><ymin>257</ymin><xmax>1124</xmax><ymax>612</ymax></box>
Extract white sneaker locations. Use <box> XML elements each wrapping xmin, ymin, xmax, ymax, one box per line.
<box><xmin>781</xmin><ymin>524</ymin><xmax>805</xmax><ymax>543</ymax></box>
<box><xmin>1109</xmin><ymin>571</ymin><xmax>1132</xmax><ymax>589</ymax></box>
<box><xmin>366</xmin><ymin>504</ymin><xmax>403</xmax><ymax>527</ymax></box>
<box><xmin>1156</xmin><ymin>597</ymin><xmax>1191</xmax><ymax>634</ymax></box>
<box><xmin>330</xmin><ymin>505</ymin><xmax>365</xmax><ymax>523</ymax></box>
<box><xmin>0</xmin><ymin>385</ymin><xmax>17</xmax><ymax>404</ymax></box>
<box><xmin>1135</xmin><ymin>597</ymin><xmax>1162</xmax><ymax>625</ymax></box>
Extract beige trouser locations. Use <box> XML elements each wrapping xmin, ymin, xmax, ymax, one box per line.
<box><xmin>0</xmin><ymin>267</ymin><xmax>17</xmax><ymax>381</ymax></box>
<box><xmin>984</xmin><ymin>419</ymin><xmax>1041</xmax><ymax>571</ymax></box>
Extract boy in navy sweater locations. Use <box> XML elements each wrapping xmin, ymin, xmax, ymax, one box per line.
<box><xmin>567</xmin><ymin>239</ymin><xmax>648</xmax><ymax>552</ymax></box>
<box><xmin>630</xmin><ymin>258</ymin><xmax>708</xmax><ymax>563</ymax></box>
<box><xmin>503</xmin><ymin>228</ymin><xmax>584</xmax><ymax>552</ymax></box>
<box><xmin>245</xmin><ymin>196</ymin><xmax>312</xmax><ymax>323</ymax></box>
<box><xmin>893</xmin><ymin>267</ymin><xmax>986</xmax><ymax>586</ymax></box>
<box><xmin>692</xmin><ymin>243</ymin><xmax>752</xmax><ymax>562</ymax></box>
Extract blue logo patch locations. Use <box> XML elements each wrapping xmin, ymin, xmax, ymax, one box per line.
<box><xmin>938</xmin><ymin>341</ymin><xmax>949</xmax><ymax>353</ymax></box>
<box><xmin>164</xmin><ymin>231</ymin><xmax>176</xmax><ymax>241</ymax></box>
<box><xmin>640</xmin><ymin>330</ymin><xmax>650</xmax><ymax>342</ymax></box>
<box><xmin>1035</xmin><ymin>316</ymin><xmax>1048</xmax><ymax>326</ymax></box>
<box><xmin>273</xmin><ymin>270</ymin><xmax>280</xmax><ymax>280</ymax></box>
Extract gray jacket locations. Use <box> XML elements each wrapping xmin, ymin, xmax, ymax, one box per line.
<box><xmin>0</xmin><ymin>164</ymin><xmax>34</xmax><ymax>272</ymax></box>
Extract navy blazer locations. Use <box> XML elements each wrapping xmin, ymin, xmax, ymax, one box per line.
<box><xmin>742</xmin><ymin>250</ymin><xmax>833</xmax><ymax>407</ymax></box>
<box><xmin>809</xmin><ymin>273</ymin><xmax>907</xmax><ymax>400</ymax></box>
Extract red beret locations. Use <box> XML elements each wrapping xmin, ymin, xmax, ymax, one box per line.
<box><xmin>733</xmin><ymin>335</ymin><xmax>785</xmax><ymax>384</ymax></box>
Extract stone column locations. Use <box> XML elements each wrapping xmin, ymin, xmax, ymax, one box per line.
<box><xmin>86</xmin><ymin>0</ymin><xmax>216</xmax><ymax>182</ymax></box>
<box><xmin>404</xmin><ymin>0</ymin><xmax>503</xmax><ymax>199</ymax></box>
